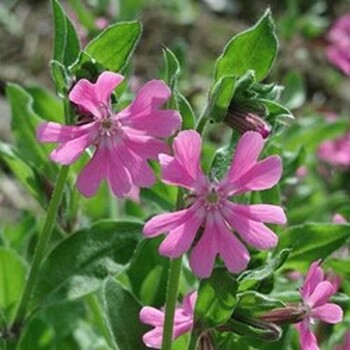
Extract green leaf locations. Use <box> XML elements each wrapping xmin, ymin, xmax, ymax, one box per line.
<box><xmin>238</xmin><ymin>249</ymin><xmax>290</xmax><ymax>291</ymax></box>
<box><xmin>176</xmin><ymin>92</ymin><xmax>195</xmax><ymax>130</ymax></box>
<box><xmin>32</xmin><ymin>220</ymin><xmax>142</xmax><ymax>307</ymax></box>
<box><xmin>141</xmin><ymin>182</ymin><xmax>177</xmax><ymax>212</ymax></box>
<box><xmin>18</xmin><ymin>318</ymin><xmax>55</xmax><ymax>350</ymax></box>
<box><xmin>85</xmin><ymin>21</ymin><xmax>142</xmax><ymax>72</ymax></box>
<box><xmin>25</xmin><ymin>86</ymin><xmax>64</xmax><ymax>123</ymax></box>
<box><xmin>6</xmin><ymin>83</ymin><xmax>57</xmax><ymax>178</ymax></box>
<box><xmin>103</xmin><ymin>278</ymin><xmax>148</xmax><ymax>350</ymax></box>
<box><xmin>210</xmin><ymin>132</ymin><xmax>238</xmax><ymax>181</ymax></box>
<box><xmin>214</xmin><ymin>10</ymin><xmax>278</xmax><ymax>82</ymax></box>
<box><xmin>207</xmin><ymin>75</ymin><xmax>236</xmax><ymax>123</ymax></box>
<box><xmin>278</xmin><ymin>223</ymin><xmax>350</xmax><ymax>270</ymax></box>
<box><xmin>0</xmin><ymin>247</ymin><xmax>27</xmax><ymax>322</ymax></box>
<box><xmin>51</xmin><ymin>0</ymin><xmax>80</xmax><ymax>66</ymax></box>
<box><xmin>0</xmin><ymin>142</ymin><xmax>47</xmax><ymax>207</ymax></box>
<box><xmin>235</xmin><ymin>291</ymin><xmax>285</xmax><ymax>318</ymax></box>
<box><xmin>262</xmin><ymin>99</ymin><xmax>294</xmax><ymax>120</ymax></box>
<box><xmin>50</xmin><ymin>60</ymin><xmax>70</xmax><ymax>95</ymax></box>
<box><xmin>195</xmin><ymin>268</ymin><xmax>238</xmax><ymax>329</ymax></box>
<box><xmin>126</xmin><ymin>237</ymin><xmax>169</xmax><ymax>306</ymax></box>
<box><xmin>163</xmin><ymin>47</ymin><xmax>181</xmax><ymax>91</ymax></box>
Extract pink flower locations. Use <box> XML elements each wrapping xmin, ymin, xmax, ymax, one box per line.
<box><xmin>139</xmin><ymin>291</ymin><xmax>197</xmax><ymax>349</ymax></box>
<box><xmin>318</xmin><ymin>132</ymin><xmax>350</xmax><ymax>168</ymax></box>
<box><xmin>296</xmin><ymin>166</ymin><xmax>308</xmax><ymax>179</ymax></box>
<box><xmin>332</xmin><ymin>213</ymin><xmax>347</xmax><ymax>224</ymax></box>
<box><xmin>143</xmin><ymin>130</ymin><xmax>286</xmax><ymax>278</ymax></box>
<box><xmin>296</xmin><ymin>261</ymin><xmax>343</xmax><ymax>350</ymax></box>
<box><xmin>326</xmin><ymin>14</ymin><xmax>350</xmax><ymax>75</ymax></box>
<box><xmin>336</xmin><ymin>331</ymin><xmax>350</xmax><ymax>350</ymax></box>
<box><xmin>37</xmin><ymin>72</ymin><xmax>181</xmax><ymax>197</ymax></box>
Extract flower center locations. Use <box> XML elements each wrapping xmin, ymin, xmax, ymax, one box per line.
<box><xmin>96</xmin><ymin>103</ymin><xmax>121</xmax><ymax>137</ymax></box>
<box><xmin>202</xmin><ymin>184</ymin><xmax>225</xmax><ymax>211</ymax></box>
<box><xmin>206</xmin><ymin>192</ymin><xmax>219</xmax><ymax>204</ymax></box>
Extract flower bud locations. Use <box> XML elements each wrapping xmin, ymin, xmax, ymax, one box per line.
<box><xmin>260</xmin><ymin>304</ymin><xmax>307</xmax><ymax>325</ymax></box>
<box><xmin>224</xmin><ymin>102</ymin><xmax>270</xmax><ymax>138</ymax></box>
<box><xmin>218</xmin><ymin>316</ymin><xmax>282</xmax><ymax>342</ymax></box>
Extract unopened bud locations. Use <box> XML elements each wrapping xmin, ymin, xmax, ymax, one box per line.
<box><xmin>218</xmin><ymin>316</ymin><xmax>282</xmax><ymax>342</ymax></box>
<box><xmin>225</xmin><ymin>103</ymin><xmax>270</xmax><ymax>138</ymax></box>
<box><xmin>260</xmin><ymin>304</ymin><xmax>307</xmax><ymax>325</ymax></box>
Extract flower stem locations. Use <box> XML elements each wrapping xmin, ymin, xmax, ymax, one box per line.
<box><xmin>161</xmin><ymin>256</ymin><xmax>183</xmax><ymax>350</ymax></box>
<box><xmin>161</xmin><ymin>110</ymin><xmax>208</xmax><ymax>350</ymax></box>
<box><xmin>12</xmin><ymin>165</ymin><xmax>70</xmax><ymax>329</ymax></box>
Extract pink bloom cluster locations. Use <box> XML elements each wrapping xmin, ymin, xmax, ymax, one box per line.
<box><xmin>139</xmin><ymin>291</ymin><xmax>197</xmax><ymax>349</ymax></box>
<box><xmin>144</xmin><ymin>130</ymin><xmax>286</xmax><ymax>278</ymax></box>
<box><xmin>318</xmin><ymin>132</ymin><xmax>350</xmax><ymax>168</ymax></box>
<box><xmin>296</xmin><ymin>261</ymin><xmax>343</xmax><ymax>350</ymax></box>
<box><xmin>37</xmin><ymin>72</ymin><xmax>181</xmax><ymax>197</ymax></box>
<box><xmin>326</xmin><ymin>13</ymin><xmax>350</xmax><ymax>75</ymax></box>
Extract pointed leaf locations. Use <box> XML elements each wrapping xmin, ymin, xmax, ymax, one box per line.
<box><xmin>195</xmin><ymin>268</ymin><xmax>238</xmax><ymax>329</ymax></box>
<box><xmin>85</xmin><ymin>21</ymin><xmax>142</xmax><ymax>72</ymax></box>
<box><xmin>278</xmin><ymin>223</ymin><xmax>350</xmax><ymax>270</ymax></box>
<box><xmin>6</xmin><ymin>83</ymin><xmax>57</xmax><ymax>178</ymax></box>
<box><xmin>51</xmin><ymin>0</ymin><xmax>80</xmax><ymax>66</ymax></box>
<box><xmin>214</xmin><ymin>10</ymin><xmax>278</xmax><ymax>82</ymax></box>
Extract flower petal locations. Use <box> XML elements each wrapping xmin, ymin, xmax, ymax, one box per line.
<box><xmin>139</xmin><ymin>307</ymin><xmax>165</xmax><ymax>327</ymax></box>
<box><xmin>159</xmin><ymin>130</ymin><xmax>206</xmax><ymax>190</ymax></box>
<box><xmin>106</xmin><ymin>147</ymin><xmax>132</xmax><ymax>197</ymax></box>
<box><xmin>122</xmin><ymin>110</ymin><xmax>182</xmax><ymax>138</ymax></box>
<box><xmin>215</xmin><ymin>213</ymin><xmax>250</xmax><ymax>274</ymax></box>
<box><xmin>311</xmin><ymin>303</ymin><xmax>343</xmax><ymax>324</ymax></box>
<box><xmin>125</xmin><ymin>130</ymin><xmax>169</xmax><ymax>160</ymax></box>
<box><xmin>182</xmin><ymin>291</ymin><xmax>197</xmax><ymax>316</ymax></box>
<box><xmin>222</xmin><ymin>202</ymin><xmax>279</xmax><ymax>250</ymax></box>
<box><xmin>142</xmin><ymin>327</ymin><xmax>163</xmax><ymax>349</ymax></box>
<box><xmin>118</xmin><ymin>80</ymin><xmax>181</xmax><ymax>137</ymax></box>
<box><xmin>190</xmin><ymin>212</ymin><xmax>218</xmax><ymax>278</ymax></box>
<box><xmin>159</xmin><ymin>207</ymin><xmax>205</xmax><ymax>258</ymax></box>
<box><xmin>301</xmin><ymin>260</ymin><xmax>324</xmax><ymax>299</ymax></box>
<box><xmin>221</xmin><ymin>131</ymin><xmax>264</xmax><ymax>187</ymax></box>
<box><xmin>77</xmin><ymin>146</ymin><xmax>107</xmax><ymax>197</ymax></box>
<box><xmin>306</xmin><ymin>281</ymin><xmax>335</xmax><ymax>308</ymax></box>
<box><xmin>69</xmin><ymin>72</ymin><xmax>124</xmax><ymax>117</ymax></box>
<box><xmin>160</xmin><ymin>154</ymin><xmax>197</xmax><ymax>190</ymax></box>
<box><xmin>227</xmin><ymin>156</ymin><xmax>282</xmax><ymax>195</ymax></box>
<box><xmin>296</xmin><ymin>320</ymin><xmax>319</xmax><ymax>350</ymax></box>
<box><xmin>116</xmin><ymin>140</ymin><xmax>156</xmax><ymax>187</ymax></box>
<box><xmin>225</xmin><ymin>203</ymin><xmax>287</xmax><ymax>224</ymax></box>
<box><xmin>37</xmin><ymin>122</ymin><xmax>94</xmax><ymax>143</ymax></box>
<box><xmin>173</xmin><ymin>320</ymin><xmax>193</xmax><ymax>339</ymax></box>
<box><xmin>172</xmin><ymin>130</ymin><xmax>204</xmax><ymax>185</ymax></box>
<box><xmin>50</xmin><ymin>131</ymin><xmax>93</xmax><ymax>165</ymax></box>
<box><xmin>94</xmin><ymin>72</ymin><xmax>124</xmax><ymax>104</ymax></box>
<box><xmin>143</xmin><ymin>207</ymin><xmax>195</xmax><ymax>237</ymax></box>
<box><xmin>120</xmin><ymin>80</ymin><xmax>170</xmax><ymax>114</ymax></box>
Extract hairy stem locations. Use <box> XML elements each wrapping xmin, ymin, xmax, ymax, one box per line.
<box><xmin>13</xmin><ymin>165</ymin><xmax>70</xmax><ymax>329</ymax></box>
<box><xmin>161</xmin><ymin>256</ymin><xmax>183</xmax><ymax>350</ymax></box>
